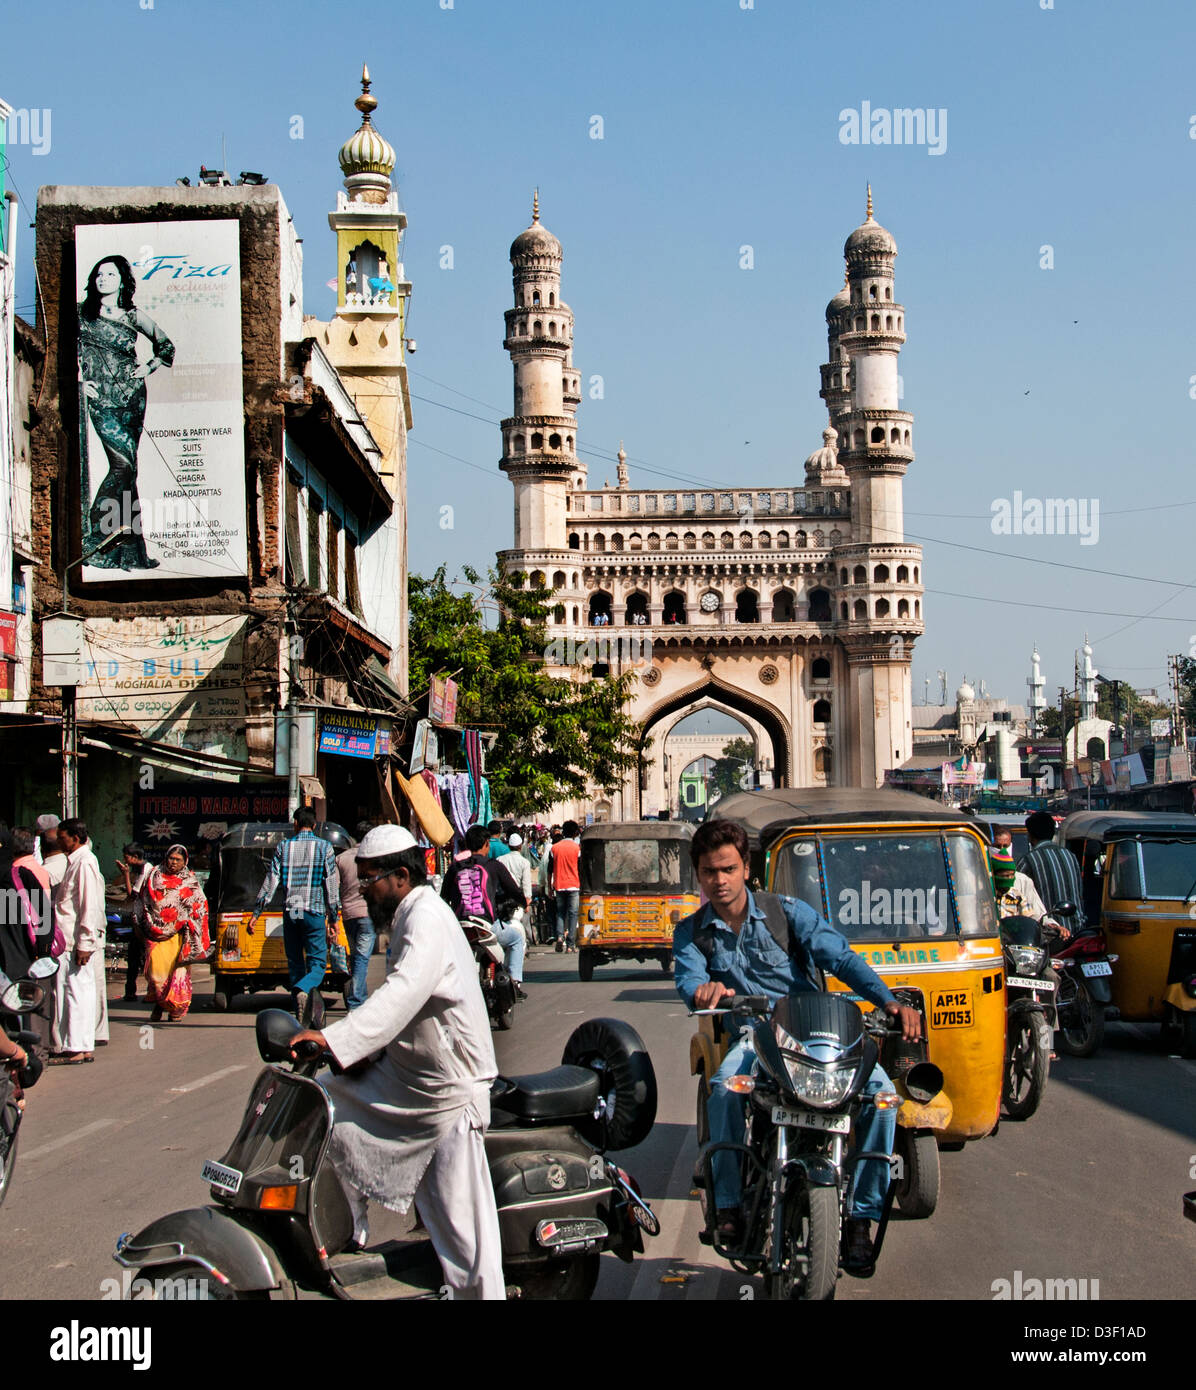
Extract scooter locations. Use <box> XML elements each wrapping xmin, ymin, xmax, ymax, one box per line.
<box><xmin>462</xmin><ymin>915</ymin><xmax>518</xmax><ymax>1031</ymax></box>
<box><xmin>114</xmin><ymin>1009</ymin><xmax>659</xmax><ymax>1299</ymax></box>
<box><xmin>1001</xmin><ymin>911</ymin><xmax>1063</xmax><ymax>1121</ymax></box>
<box><xmin>1051</xmin><ymin>926</ymin><xmax>1117</xmax><ymax>1058</ymax></box>
<box><xmin>0</xmin><ymin>957</ymin><xmax>58</xmax><ymax>1209</ymax></box>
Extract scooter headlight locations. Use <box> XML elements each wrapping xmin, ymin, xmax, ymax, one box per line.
<box><xmin>782</xmin><ymin>1055</ymin><xmax>855</xmax><ymax>1110</ymax></box>
<box><xmin>1009</xmin><ymin>945</ymin><xmax>1045</xmax><ymax>974</ymax></box>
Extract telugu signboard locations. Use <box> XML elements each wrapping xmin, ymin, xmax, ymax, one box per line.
<box><xmin>74</xmin><ymin>220</ymin><xmax>246</xmax><ymax>582</ymax></box>
<box><xmin>75</xmin><ymin>614</ymin><xmax>247</xmax><ymax>759</ymax></box>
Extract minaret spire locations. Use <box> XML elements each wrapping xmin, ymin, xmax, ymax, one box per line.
<box><xmin>533</xmin><ymin>188</ymin><xmax>540</xmax><ymax>223</ymax></box>
<box><xmin>866</xmin><ymin>182</ymin><xmax>873</xmax><ymax>220</ymax></box>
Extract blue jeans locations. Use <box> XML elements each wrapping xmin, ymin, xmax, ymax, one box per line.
<box><xmin>493</xmin><ymin>919</ymin><xmax>526</xmax><ymax>982</ymax></box>
<box><xmin>344</xmin><ymin>916</ymin><xmax>375</xmax><ymax>1009</ymax></box>
<box><xmin>554</xmin><ymin>889</ymin><xmax>579</xmax><ymax>946</ymax></box>
<box><xmin>707</xmin><ymin>1033</ymin><xmax>895</xmax><ymax>1221</ymax></box>
<box><xmin>283</xmin><ymin>910</ymin><xmax>328</xmax><ymax>997</ymax></box>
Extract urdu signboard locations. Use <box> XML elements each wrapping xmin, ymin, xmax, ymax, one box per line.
<box><xmin>74</xmin><ymin>219</ymin><xmax>246</xmax><ymax>582</ymax></box>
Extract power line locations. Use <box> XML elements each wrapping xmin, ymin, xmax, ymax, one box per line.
<box><xmin>923</xmin><ymin>587</ymin><xmax>1196</xmax><ymax>623</ymax></box>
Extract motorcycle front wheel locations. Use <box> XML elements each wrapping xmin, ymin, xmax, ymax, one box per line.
<box><xmin>1003</xmin><ymin>1013</ymin><xmax>1050</xmax><ymax>1120</ymax></box>
<box><xmin>763</xmin><ymin>1183</ymin><xmax>839</xmax><ymax>1302</ymax></box>
<box><xmin>1056</xmin><ymin>974</ymin><xmax>1105</xmax><ymax>1058</ymax></box>
<box><xmin>128</xmin><ymin>1263</ymin><xmax>270</xmax><ymax>1301</ymax></box>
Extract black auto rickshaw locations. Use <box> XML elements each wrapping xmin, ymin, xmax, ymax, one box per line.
<box><xmin>210</xmin><ymin>822</ymin><xmax>354</xmax><ymax>1012</ymax></box>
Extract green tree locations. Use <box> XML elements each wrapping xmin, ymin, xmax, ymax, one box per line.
<box><xmin>408</xmin><ymin>564</ymin><xmax>642</xmax><ymax>816</ymax></box>
<box><xmin>709</xmin><ymin>736</ymin><xmax>755</xmax><ymax>800</ymax></box>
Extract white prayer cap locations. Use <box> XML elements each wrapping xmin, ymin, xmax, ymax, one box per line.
<box><xmin>35</xmin><ymin>814</ymin><xmax>60</xmax><ymax>833</ymax></box>
<box><xmin>357</xmin><ymin>824</ymin><xmax>418</xmax><ymax>859</ymax></box>
<box><xmin>507</xmin><ymin>833</ymin><xmax>523</xmax><ymax>848</ymax></box>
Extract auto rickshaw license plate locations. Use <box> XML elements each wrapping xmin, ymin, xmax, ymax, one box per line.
<box><xmin>771</xmin><ymin>1106</ymin><xmax>850</xmax><ymax>1133</ymax></box>
<box><xmin>929</xmin><ymin>989</ymin><xmax>974</xmax><ymax>1028</ymax></box>
<box><xmin>202</xmin><ymin>1159</ymin><xmax>243</xmax><ymax>1194</ymax></box>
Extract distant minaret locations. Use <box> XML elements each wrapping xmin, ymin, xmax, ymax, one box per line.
<box><xmin>1079</xmin><ymin>635</ymin><xmax>1098</xmax><ymax>720</ymax></box>
<box><xmin>500</xmin><ymin>192</ymin><xmax>582</xmax><ymax>549</ymax></box>
<box><xmin>1027</xmin><ymin>646</ymin><xmax>1047</xmax><ymax>734</ymax></box>
<box><xmin>616</xmin><ymin>441</ymin><xmax>628</xmax><ymax>488</ymax></box>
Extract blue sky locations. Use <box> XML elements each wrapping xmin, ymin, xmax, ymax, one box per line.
<box><xmin>5</xmin><ymin>0</ymin><xmax>1196</xmax><ymax>714</ymax></box>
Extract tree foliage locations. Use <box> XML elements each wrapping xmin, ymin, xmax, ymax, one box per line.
<box><xmin>408</xmin><ymin>564</ymin><xmax>642</xmax><ymax>817</ymax></box>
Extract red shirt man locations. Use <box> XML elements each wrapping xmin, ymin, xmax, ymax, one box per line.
<box><xmin>548</xmin><ymin>821</ymin><xmax>581</xmax><ymax>952</ymax></box>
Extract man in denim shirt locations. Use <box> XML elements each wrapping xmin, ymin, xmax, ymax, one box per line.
<box><xmin>674</xmin><ymin>820</ymin><xmax>922</xmax><ymax>1274</ymax></box>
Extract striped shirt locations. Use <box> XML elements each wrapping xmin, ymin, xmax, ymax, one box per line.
<box><xmin>1017</xmin><ymin>842</ymin><xmax>1085</xmax><ymax>931</ymax></box>
<box><xmin>255</xmin><ymin>830</ymin><xmax>340</xmax><ymax>918</ymax></box>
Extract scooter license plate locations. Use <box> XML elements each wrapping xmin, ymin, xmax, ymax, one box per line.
<box><xmin>202</xmin><ymin>1159</ymin><xmax>243</xmax><ymax>1195</ymax></box>
<box><xmin>770</xmin><ymin>1105</ymin><xmax>850</xmax><ymax>1134</ymax></box>
<box><xmin>1080</xmin><ymin>961</ymin><xmax>1112</xmax><ymax>977</ymax></box>
<box><xmin>1007</xmin><ymin>976</ymin><xmax>1056</xmax><ymax>992</ymax></box>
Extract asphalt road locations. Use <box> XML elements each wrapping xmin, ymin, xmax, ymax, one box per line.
<box><xmin>3</xmin><ymin>947</ymin><xmax>1194</xmax><ymax>1302</ymax></box>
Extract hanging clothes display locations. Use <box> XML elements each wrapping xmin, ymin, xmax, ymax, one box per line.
<box><xmin>396</xmin><ymin>769</ymin><xmax>454</xmax><ymax>848</ymax></box>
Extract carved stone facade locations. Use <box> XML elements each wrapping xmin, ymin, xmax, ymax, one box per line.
<box><xmin>498</xmin><ymin>190</ymin><xmax>925</xmax><ymax>820</ymax></box>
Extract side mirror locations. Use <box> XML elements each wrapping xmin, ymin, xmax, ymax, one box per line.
<box><xmin>1051</xmin><ymin>902</ymin><xmax>1076</xmax><ymax>918</ymax></box>
<box><xmin>27</xmin><ymin>957</ymin><xmax>60</xmax><ymax>981</ymax></box>
<box><xmin>255</xmin><ymin>1008</ymin><xmax>303</xmax><ymax>1062</ymax></box>
<box><xmin>1</xmin><ymin>980</ymin><xmax>45</xmax><ymax>1014</ymax></box>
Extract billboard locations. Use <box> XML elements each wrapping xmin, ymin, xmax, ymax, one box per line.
<box><xmin>74</xmin><ymin>220</ymin><xmax>246</xmax><ymax>582</ymax></box>
<box><xmin>74</xmin><ymin>614</ymin><xmax>247</xmax><ymax>759</ymax></box>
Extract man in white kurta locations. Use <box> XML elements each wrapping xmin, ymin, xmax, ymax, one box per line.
<box><xmin>291</xmin><ymin>825</ymin><xmax>505</xmax><ymax>1300</ymax></box>
<box><xmin>50</xmin><ymin>819</ymin><xmax>107</xmax><ymax>1060</ymax></box>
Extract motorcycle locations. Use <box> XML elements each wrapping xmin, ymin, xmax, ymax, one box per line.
<box><xmin>1000</xmin><ymin>911</ymin><xmax>1065</xmax><ymax>1120</ymax></box>
<box><xmin>690</xmin><ymin>991</ymin><xmax>939</xmax><ymax>1301</ymax></box>
<box><xmin>114</xmin><ymin>1010</ymin><xmax>659</xmax><ymax>1300</ymax></box>
<box><xmin>0</xmin><ymin>957</ymin><xmax>58</xmax><ymax>1209</ymax></box>
<box><xmin>1051</xmin><ymin>926</ymin><xmax>1117</xmax><ymax>1058</ymax></box>
<box><xmin>462</xmin><ymin>915</ymin><xmax>519</xmax><ymax>1031</ymax></box>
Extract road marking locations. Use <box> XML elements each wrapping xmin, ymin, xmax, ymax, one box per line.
<box><xmin>22</xmin><ymin>1118</ymin><xmax>116</xmax><ymax>1161</ymax></box>
<box><xmin>169</xmin><ymin>1065</ymin><xmax>246</xmax><ymax>1094</ymax></box>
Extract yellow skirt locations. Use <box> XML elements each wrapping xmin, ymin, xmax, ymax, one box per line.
<box><xmin>145</xmin><ymin>934</ymin><xmax>183</xmax><ymax>996</ymax></box>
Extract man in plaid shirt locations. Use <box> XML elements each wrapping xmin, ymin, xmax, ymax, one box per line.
<box><xmin>249</xmin><ymin>806</ymin><xmax>339</xmax><ymax>1026</ymax></box>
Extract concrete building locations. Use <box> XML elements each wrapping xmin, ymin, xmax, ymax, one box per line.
<box><xmin>15</xmin><ymin>73</ymin><xmax>411</xmax><ymax>868</ymax></box>
<box><xmin>498</xmin><ymin>188</ymin><xmax>924</xmax><ymax>821</ymax></box>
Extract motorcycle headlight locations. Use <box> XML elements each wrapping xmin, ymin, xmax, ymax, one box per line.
<box><xmin>1010</xmin><ymin>945</ymin><xmax>1045</xmax><ymax>974</ymax></box>
<box><xmin>782</xmin><ymin>1055</ymin><xmax>855</xmax><ymax>1110</ymax></box>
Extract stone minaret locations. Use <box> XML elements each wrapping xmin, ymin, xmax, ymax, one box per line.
<box><xmin>1027</xmin><ymin>646</ymin><xmax>1047</xmax><ymax>734</ymax></box>
<box><xmin>500</xmin><ymin>193</ymin><xmax>582</xmax><ymax>549</ymax></box>
<box><xmin>834</xmin><ymin>187</ymin><xmax>923</xmax><ymax>786</ymax></box>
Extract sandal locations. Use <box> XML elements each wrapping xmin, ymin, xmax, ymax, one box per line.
<box><xmin>48</xmin><ymin>1052</ymin><xmax>94</xmax><ymax>1065</ymax></box>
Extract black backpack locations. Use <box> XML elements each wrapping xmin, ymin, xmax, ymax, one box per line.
<box><xmin>691</xmin><ymin>891</ymin><xmax>825</xmax><ymax>992</ymax></box>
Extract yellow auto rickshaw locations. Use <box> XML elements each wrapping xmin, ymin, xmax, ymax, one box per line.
<box><xmin>690</xmin><ymin>788</ymin><xmax>1007</xmax><ymax>1219</ymax></box>
<box><xmin>209</xmin><ymin>821</ymin><xmax>353</xmax><ymax>1012</ymax></box>
<box><xmin>577</xmin><ymin>822</ymin><xmax>700</xmax><ymax>982</ymax></box>
<box><xmin>1058</xmin><ymin>810</ymin><xmax>1196</xmax><ymax>1056</ymax></box>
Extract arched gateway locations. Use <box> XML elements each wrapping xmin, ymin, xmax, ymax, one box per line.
<box><xmin>497</xmin><ymin>190</ymin><xmax>925</xmax><ymax>822</ymax></box>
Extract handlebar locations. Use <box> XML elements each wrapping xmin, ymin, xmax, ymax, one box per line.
<box><xmin>292</xmin><ymin>1038</ymin><xmax>326</xmax><ymax>1062</ymax></box>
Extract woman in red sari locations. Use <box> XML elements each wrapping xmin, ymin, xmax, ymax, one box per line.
<box><xmin>138</xmin><ymin>845</ymin><xmax>210</xmax><ymax>1022</ymax></box>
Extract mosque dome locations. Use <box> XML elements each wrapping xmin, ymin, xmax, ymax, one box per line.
<box><xmin>825</xmin><ymin>284</ymin><xmax>851</xmax><ymax>321</ymax></box>
<box><xmin>844</xmin><ymin>185</ymin><xmax>897</xmax><ymax>258</ymax></box>
<box><xmin>804</xmin><ymin>425</ymin><xmax>843</xmax><ymax>480</ymax></box>
<box><xmin>338</xmin><ymin>66</ymin><xmax>396</xmax><ymax>193</ymax></box>
<box><xmin>956</xmin><ymin>681</ymin><xmax>976</xmax><ymax>703</ymax></box>
<box><xmin>510</xmin><ymin>191</ymin><xmax>562</xmax><ymax>263</ymax></box>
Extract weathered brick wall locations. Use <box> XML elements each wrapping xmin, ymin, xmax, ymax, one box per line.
<box><xmin>30</xmin><ymin>186</ymin><xmax>290</xmax><ymax>732</ymax></box>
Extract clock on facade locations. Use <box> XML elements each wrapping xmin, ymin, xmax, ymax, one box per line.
<box><xmin>700</xmin><ymin>591</ymin><xmax>721</xmax><ymax>612</ymax></box>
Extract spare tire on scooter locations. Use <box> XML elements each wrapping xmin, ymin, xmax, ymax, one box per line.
<box><xmin>561</xmin><ymin>1017</ymin><xmax>657</xmax><ymax>1153</ymax></box>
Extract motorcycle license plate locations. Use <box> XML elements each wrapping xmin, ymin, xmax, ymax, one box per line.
<box><xmin>770</xmin><ymin>1105</ymin><xmax>850</xmax><ymax>1134</ymax></box>
<box><xmin>1080</xmin><ymin>961</ymin><xmax>1112</xmax><ymax>978</ymax></box>
<box><xmin>1006</xmin><ymin>976</ymin><xmax>1056</xmax><ymax>992</ymax></box>
<box><xmin>202</xmin><ymin>1159</ymin><xmax>243</xmax><ymax>1195</ymax></box>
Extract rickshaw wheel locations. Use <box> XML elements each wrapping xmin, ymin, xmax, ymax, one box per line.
<box><xmin>210</xmin><ymin>975</ymin><xmax>233</xmax><ymax>1012</ymax></box>
<box><xmin>1166</xmin><ymin>1008</ymin><xmax>1196</xmax><ymax>1060</ymax></box>
<box><xmin>1056</xmin><ymin>976</ymin><xmax>1105</xmax><ymax>1057</ymax></box>
<box><xmin>577</xmin><ymin>951</ymin><xmax>595</xmax><ymax>983</ymax></box>
<box><xmin>659</xmin><ymin>951</ymin><xmax>673</xmax><ymax>976</ymax></box>
<box><xmin>894</xmin><ymin>1130</ymin><xmax>940</xmax><ymax>1218</ymax></box>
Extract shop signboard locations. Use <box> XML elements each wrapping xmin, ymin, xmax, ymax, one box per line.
<box><xmin>0</xmin><ymin>611</ymin><xmax>17</xmax><ymax>701</ymax></box>
<box><xmin>319</xmin><ymin>709</ymin><xmax>384</xmax><ymax>759</ymax></box>
<box><xmin>134</xmin><ymin>781</ymin><xmax>288</xmax><ymax>856</ymax></box>
<box><xmin>429</xmin><ymin>675</ymin><xmax>458</xmax><ymax>726</ymax></box>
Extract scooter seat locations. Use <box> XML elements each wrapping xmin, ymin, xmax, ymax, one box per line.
<box><xmin>493</xmin><ymin>1065</ymin><xmax>600</xmax><ymax>1122</ymax></box>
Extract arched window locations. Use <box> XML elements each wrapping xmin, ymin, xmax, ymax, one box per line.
<box><xmin>572</xmin><ymin>606</ymin><xmax>579</xmax><ymax>624</ymax></box>
<box><xmin>808</xmin><ymin>588</ymin><xmax>832</xmax><ymax>622</ymax></box>
<box><xmin>588</xmin><ymin>592</ymin><xmax>612</xmax><ymax>623</ymax></box>
<box><xmin>839</xmin><ymin>601</ymin><xmax>848</xmax><ymax>620</ymax></box>
<box><xmin>885</xmin><ymin>286</ymin><xmax>891</xmax><ymax>300</ymax></box>
<box><xmin>853</xmin><ymin>429</ymin><xmax>866</xmax><ymax>448</ymax></box>
<box><xmin>593</xmin><ymin>533</ymin><xmax>606</xmax><ymax>553</ymax></box>
<box><xmin>772</xmin><ymin>588</ymin><xmax>796</xmax><ymax>621</ymax></box>
<box><xmin>890</xmin><ymin>427</ymin><xmax>900</xmax><ymax>442</ymax></box>
<box><xmin>532</xmin><ymin>291</ymin><xmax>541</xmax><ymax>306</ymax></box>
<box><xmin>869</xmin><ymin>284</ymin><xmax>878</xmax><ymax>300</ymax></box>
<box><xmin>886</xmin><ymin>316</ymin><xmax>893</xmax><ymax>331</ymax></box>
<box><xmin>549</xmin><ymin>322</ymin><xmax>557</xmax><ymax>336</ymax></box>
<box><xmin>683</xmin><ymin>531</ymin><xmax>697</xmax><ymax>550</ymax></box>
<box><xmin>871</xmin><ymin>314</ymin><xmax>880</xmax><ymax>330</ymax></box>
<box><xmin>914</xmin><ymin>566</ymin><xmax>920</xmax><ymax>583</ymax></box>
<box><xmin>739</xmin><ymin>531</ymin><xmax>753</xmax><ymax>549</ymax></box>
<box><xmin>611</xmin><ymin>533</ymin><xmax>624</xmax><ymax>552</ymax></box>
<box><xmin>829</xmin><ymin>528</ymin><xmax>842</xmax><ymax>545</ymax></box>
<box><xmin>647</xmin><ymin>532</ymin><xmax>661</xmax><ymax>551</ymax></box>
<box><xmin>904</xmin><ymin>430</ymin><xmax>911</xmax><ymax>445</ymax></box>
<box><xmin>870</xmin><ymin>426</ymin><xmax>885</xmax><ymax>443</ymax></box>
<box><xmin>549</xmin><ymin>433</ymin><xmax>562</xmax><ymax>449</ymax></box>
<box><xmin>721</xmin><ymin>531</ymin><xmax>735</xmax><ymax>549</ymax></box>
<box><xmin>553</xmin><ymin>603</ymin><xmax>565</xmax><ymax>623</ymax></box>
<box><xmin>853</xmin><ymin>565</ymin><xmax>867</xmax><ymax>584</ymax></box>
<box><xmin>566</xmin><ymin>436</ymin><xmax>573</xmax><ymax>451</ymax></box>
<box><xmin>533</xmin><ymin>321</ymin><xmax>542</xmax><ymax>335</ymax></box>
<box><xmin>513</xmin><ymin>434</ymin><xmax>526</xmax><ymax>453</ymax></box>
<box><xmin>815</xmin><ymin>746</ymin><xmax>832</xmax><ymax>779</ymax></box>
<box><xmin>663</xmin><ymin>591</ymin><xmax>687</xmax><ymax>624</ymax></box>
<box><xmin>531</xmin><ymin>432</ymin><xmax>543</xmax><ymax>449</ymax></box>
<box><xmin>776</xmin><ymin>530</ymin><xmax>790</xmax><ymax>548</ymax></box>
<box><xmin>553</xmin><ymin>570</ymin><xmax>566</xmax><ymax>588</ymax></box>
<box><xmin>840</xmin><ymin>568</ymin><xmax>849</xmax><ymax>584</ymax></box>
<box><xmin>531</xmin><ymin>570</ymin><xmax>546</xmax><ymax>589</ymax></box>
<box><xmin>702</xmin><ymin>531</ymin><xmax>716</xmax><ymax>550</ymax></box>
<box><xmin>914</xmin><ymin>600</ymin><xmax>921</xmax><ymax>617</ymax></box>
<box><xmin>897</xmin><ymin>598</ymin><xmax>910</xmax><ymax>618</ymax></box>
<box><xmin>812</xmin><ymin>657</ymin><xmax>831</xmax><ymax>681</ymax></box>
<box><xmin>568</xmin><ymin>533</ymin><xmax>580</xmax><ymax>550</ymax></box>
<box><xmin>549</xmin><ymin>292</ymin><xmax>555</xmax><ymax>306</ymax></box>
<box><xmin>853</xmin><ymin>599</ymin><xmax>868</xmax><ymax>620</ymax></box>
<box><xmin>629</xmin><ymin>532</ymin><xmax>643</xmax><ymax>551</ymax></box>
<box><xmin>510</xmin><ymin>571</ymin><xmax>526</xmax><ymax>588</ymax></box>
<box><xmin>665</xmin><ymin>531</ymin><xmax>679</xmax><ymax>550</ymax></box>
<box><xmin>813</xmin><ymin>699</ymin><xmax>832</xmax><ymax>723</ymax></box>
<box><xmin>875</xmin><ymin>598</ymin><xmax>890</xmax><ymax>618</ymax></box>
<box><xmin>1087</xmin><ymin>737</ymin><xmax>1106</xmax><ymax>760</ymax></box>
<box><xmin>795</xmin><ymin>530</ymin><xmax>808</xmax><ymax>549</ymax></box>
<box><xmin>758</xmin><ymin>530</ymin><xmax>772</xmax><ymax>549</ymax></box>
<box><xmin>874</xmin><ymin>564</ymin><xmax>889</xmax><ymax>583</ymax></box>
<box><xmin>854</xmin><ymin>316</ymin><xmax>864</xmax><ymax>331</ymax></box>
<box><xmin>624</xmin><ymin>591</ymin><xmax>649</xmax><ymax>624</ymax></box>
<box><xmin>896</xmin><ymin>564</ymin><xmax>908</xmax><ymax>583</ymax></box>
<box><xmin>735</xmin><ymin>589</ymin><xmax>760</xmax><ymax>623</ymax></box>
